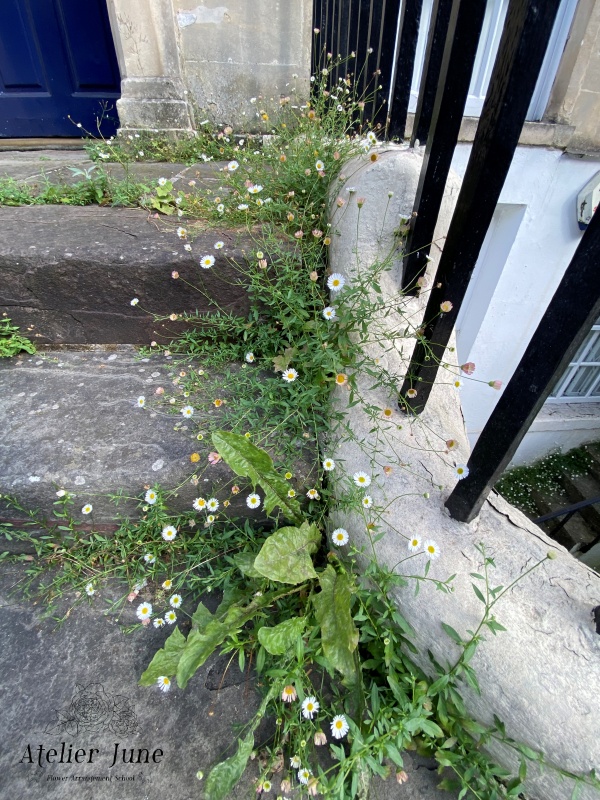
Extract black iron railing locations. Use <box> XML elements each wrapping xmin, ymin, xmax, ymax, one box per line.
<box><xmin>314</xmin><ymin>0</ymin><xmax>600</xmax><ymax>524</ymax></box>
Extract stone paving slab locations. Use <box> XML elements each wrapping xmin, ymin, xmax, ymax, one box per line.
<box><xmin>0</xmin><ymin>562</ymin><xmax>458</xmax><ymax>800</ymax></box>
<box><xmin>0</xmin><ymin>204</ymin><xmax>254</xmax><ymax>344</ymax></box>
<box><xmin>0</xmin><ymin>346</ymin><xmax>316</xmax><ymax>533</ymax></box>
<box><xmin>0</xmin><ymin>150</ymin><xmax>226</xmax><ymax>190</ymax></box>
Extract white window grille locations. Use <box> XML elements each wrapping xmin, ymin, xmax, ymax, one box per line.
<box><xmin>548</xmin><ymin>318</ymin><xmax>600</xmax><ymax>402</ymax></box>
<box><xmin>408</xmin><ymin>0</ymin><xmax>578</xmax><ymax>121</ymax></box>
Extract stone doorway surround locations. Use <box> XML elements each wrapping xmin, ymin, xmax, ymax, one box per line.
<box><xmin>105</xmin><ymin>0</ymin><xmax>313</xmax><ymax>135</ymax></box>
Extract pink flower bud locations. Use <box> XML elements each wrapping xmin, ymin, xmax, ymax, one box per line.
<box><xmin>489</xmin><ymin>380</ymin><xmax>502</xmax><ymax>390</ymax></box>
<box><xmin>461</xmin><ymin>362</ymin><xmax>476</xmax><ymax>375</ymax></box>
<box><xmin>294</xmin><ymin>230</ymin><xmax>304</xmax><ymax>239</ymax></box>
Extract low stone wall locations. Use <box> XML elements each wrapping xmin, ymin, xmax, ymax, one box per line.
<box><xmin>327</xmin><ymin>148</ymin><xmax>600</xmax><ymax>800</ymax></box>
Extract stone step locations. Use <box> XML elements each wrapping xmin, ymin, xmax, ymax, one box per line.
<box><xmin>529</xmin><ymin>489</ymin><xmax>596</xmax><ymax>550</ymax></box>
<box><xmin>0</xmin><ymin>205</ymin><xmax>256</xmax><ymax>345</ymax></box>
<box><xmin>0</xmin><ymin>346</ymin><xmax>314</xmax><ymax>550</ymax></box>
<box><xmin>559</xmin><ymin>471</ymin><xmax>600</xmax><ymax>536</ymax></box>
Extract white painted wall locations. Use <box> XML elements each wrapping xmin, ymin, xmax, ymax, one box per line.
<box><xmin>448</xmin><ymin>144</ymin><xmax>600</xmax><ymax>465</ymax></box>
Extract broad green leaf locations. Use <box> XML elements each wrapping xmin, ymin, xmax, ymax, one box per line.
<box><xmin>191</xmin><ymin>601</ymin><xmax>215</xmax><ymax>632</ymax></box>
<box><xmin>272</xmin><ymin>346</ymin><xmax>298</xmax><ymax>372</ymax></box>
<box><xmin>232</xmin><ymin>551</ymin><xmax>262</xmax><ymax>578</ymax></box>
<box><xmin>253</xmin><ymin>523</ymin><xmax>320</xmax><ymax>584</ymax></box>
<box><xmin>212</xmin><ymin>431</ymin><xmax>302</xmax><ymax>521</ymax></box>
<box><xmin>258</xmin><ymin>616</ymin><xmax>306</xmax><ymax>655</ymax></box>
<box><xmin>139</xmin><ymin>626</ymin><xmax>186</xmax><ymax>685</ymax></box>
<box><xmin>177</xmin><ymin>620</ymin><xmax>228</xmax><ymax>689</ymax></box>
<box><xmin>419</xmin><ymin>718</ymin><xmax>444</xmax><ymax>738</ymax></box>
<box><xmin>313</xmin><ymin>565</ymin><xmax>358</xmax><ymax>682</ymax></box>
<box><xmin>204</xmin><ymin>732</ymin><xmax>254</xmax><ymax>800</ymax></box>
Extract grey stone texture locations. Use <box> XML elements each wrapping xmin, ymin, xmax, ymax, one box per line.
<box><xmin>0</xmin><ymin>205</ymin><xmax>255</xmax><ymax>344</ymax></box>
<box><xmin>0</xmin><ymin>347</ymin><xmax>317</xmax><ymax>529</ymax></box>
<box><xmin>0</xmin><ymin>561</ymin><xmax>458</xmax><ymax>799</ymax></box>
<box><xmin>327</xmin><ymin>147</ymin><xmax>600</xmax><ymax>800</ymax></box>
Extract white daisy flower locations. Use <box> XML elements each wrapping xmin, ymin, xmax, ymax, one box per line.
<box><xmin>206</xmin><ymin>514</ymin><xmax>216</xmax><ymax>525</ymax></box>
<box><xmin>82</xmin><ymin>504</ymin><xmax>93</xmax><ymax>515</ymax></box>
<box><xmin>207</xmin><ymin>498</ymin><xmax>219</xmax><ymax>511</ymax></box>
<box><xmin>130</xmin><ymin>298</ymin><xmax>139</xmax><ymax>306</ymax></box>
<box><xmin>176</xmin><ymin>227</ymin><xmax>187</xmax><ymax>239</ymax></box>
<box><xmin>153</xmin><ymin>617</ymin><xmax>165</xmax><ymax>628</ymax></box>
<box><xmin>214</xmin><ymin>241</ymin><xmax>224</xmax><ymax>249</ymax></box>
<box><xmin>315</xmin><ymin>160</ymin><xmax>325</xmax><ymax>171</ymax></box>
<box><xmin>161</xmin><ymin>525</ymin><xmax>178</xmax><ymax>542</ymax></box>
<box><xmin>85</xmin><ymin>583</ymin><xmax>95</xmax><ymax>596</ymax></box>
<box><xmin>248</xmin><ymin>184</ymin><xmax>263</xmax><ymax>194</ymax></box>
<box><xmin>162</xmin><ymin>579</ymin><xmax>173</xmax><ymax>590</ymax></box>
<box><xmin>423</xmin><ymin>540</ymin><xmax>440</xmax><ymax>560</ymax></box>
<box><xmin>245</xmin><ymin>352</ymin><xmax>255</xmax><ymax>363</ymax></box>
<box><xmin>246</xmin><ymin>493</ymin><xmax>261</xmax><ymax>509</ymax></box>
<box><xmin>332</xmin><ymin>528</ymin><xmax>349</xmax><ymax>546</ymax></box>
<box><xmin>301</xmin><ymin>696</ymin><xmax>319</xmax><ymax>719</ymax></box>
<box><xmin>353</xmin><ymin>471</ymin><xmax>371</xmax><ymax>488</ymax></box>
<box><xmin>136</xmin><ymin>602</ymin><xmax>153</xmax><ymax>620</ymax></box>
<box><xmin>367</xmin><ymin>131</ymin><xmax>377</xmax><ymax>145</ymax></box>
<box><xmin>327</xmin><ymin>273</ymin><xmax>345</xmax><ymax>292</ymax></box>
<box><xmin>165</xmin><ymin>610</ymin><xmax>177</xmax><ymax>624</ymax></box>
<box><xmin>322</xmin><ymin>306</ymin><xmax>336</xmax><ymax>321</ymax></box>
<box><xmin>145</xmin><ymin>489</ymin><xmax>157</xmax><ymax>504</ymax></box>
<box><xmin>237</xmin><ymin>203</ymin><xmax>249</xmax><ymax>211</ymax></box>
<box><xmin>307</xmin><ymin>489</ymin><xmax>320</xmax><ymax>500</ymax></box>
<box><xmin>217</xmin><ymin>203</ymin><xmax>224</xmax><ymax>213</ymax></box>
<box><xmin>282</xmin><ymin>368</ymin><xmax>298</xmax><ymax>383</ymax></box>
<box><xmin>193</xmin><ymin>498</ymin><xmax>207</xmax><ymax>512</ymax></box>
<box><xmin>136</xmin><ymin>396</ymin><xmax>145</xmax><ymax>408</ymax></box>
<box><xmin>408</xmin><ymin>535</ymin><xmax>421</xmax><ymax>552</ymax></box>
<box><xmin>453</xmin><ymin>378</ymin><xmax>464</xmax><ymax>389</ymax></box>
<box><xmin>330</xmin><ymin>714</ymin><xmax>349</xmax><ymax>739</ymax></box>
<box><xmin>56</xmin><ymin>490</ymin><xmax>66</xmax><ymax>498</ymax></box>
<box><xmin>290</xmin><ymin>755</ymin><xmax>301</xmax><ymax>769</ymax></box>
<box><xmin>157</xmin><ymin>676</ymin><xmax>171</xmax><ymax>693</ymax></box>
<box><xmin>200</xmin><ymin>255</ymin><xmax>215</xmax><ymax>269</ymax></box>
<box><xmin>143</xmin><ymin>553</ymin><xmax>156</xmax><ymax>564</ymax></box>
<box><xmin>361</xmin><ymin>496</ymin><xmax>373</xmax><ymax>508</ymax></box>
<box><xmin>158</xmin><ymin>177</ymin><xmax>167</xmax><ymax>187</ymax></box>
<box><xmin>181</xmin><ymin>405</ymin><xmax>194</xmax><ymax>417</ymax></box>
<box><xmin>228</xmin><ymin>160</ymin><xmax>239</xmax><ymax>171</ymax></box>
<box><xmin>298</xmin><ymin>768</ymin><xmax>312</xmax><ymax>785</ymax></box>
<box><xmin>322</xmin><ymin>458</ymin><xmax>335</xmax><ymax>471</ymax></box>
<box><xmin>169</xmin><ymin>594</ymin><xmax>182</xmax><ymax>608</ymax></box>
<box><xmin>455</xmin><ymin>464</ymin><xmax>469</xmax><ymax>480</ymax></box>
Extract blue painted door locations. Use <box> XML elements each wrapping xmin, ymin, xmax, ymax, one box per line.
<box><xmin>0</xmin><ymin>0</ymin><xmax>121</xmax><ymax>137</ymax></box>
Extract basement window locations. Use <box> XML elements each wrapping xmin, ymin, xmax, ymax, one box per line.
<box><xmin>548</xmin><ymin>318</ymin><xmax>600</xmax><ymax>402</ymax></box>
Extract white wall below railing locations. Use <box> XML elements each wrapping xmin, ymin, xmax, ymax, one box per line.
<box><xmin>449</xmin><ymin>144</ymin><xmax>600</xmax><ymax>465</ymax></box>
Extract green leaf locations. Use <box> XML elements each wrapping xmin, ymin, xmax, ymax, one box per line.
<box><xmin>212</xmin><ymin>431</ymin><xmax>302</xmax><ymax>521</ymax></box>
<box><xmin>419</xmin><ymin>718</ymin><xmax>444</xmax><ymax>738</ymax></box>
<box><xmin>313</xmin><ymin>565</ymin><xmax>358</xmax><ymax>682</ymax></box>
<box><xmin>471</xmin><ymin>583</ymin><xmax>486</xmax><ymax>604</ymax></box>
<box><xmin>204</xmin><ymin>732</ymin><xmax>254</xmax><ymax>800</ymax></box>
<box><xmin>176</xmin><ymin>620</ymin><xmax>228</xmax><ymax>689</ymax></box>
<box><xmin>139</xmin><ymin>626</ymin><xmax>186</xmax><ymax>685</ymax></box>
<box><xmin>232</xmin><ymin>551</ymin><xmax>262</xmax><ymax>578</ymax></box>
<box><xmin>253</xmin><ymin>522</ymin><xmax>320</xmax><ymax>584</ymax></box>
<box><xmin>192</xmin><ymin>601</ymin><xmax>215</xmax><ymax>632</ymax></box>
<box><xmin>258</xmin><ymin>616</ymin><xmax>307</xmax><ymax>655</ymax></box>
<box><xmin>441</xmin><ymin>622</ymin><xmax>463</xmax><ymax>644</ymax></box>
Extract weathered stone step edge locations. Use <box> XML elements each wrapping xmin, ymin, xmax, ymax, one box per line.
<box><xmin>0</xmin><ymin>205</ymin><xmax>264</xmax><ymax>344</ymax></box>
<box><xmin>0</xmin><ymin>346</ymin><xmax>315</xmax><ymax>535</ymax></box>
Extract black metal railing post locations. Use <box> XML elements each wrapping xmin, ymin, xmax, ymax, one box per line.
<box><xmin>398</xmin><ymin>0</ymin><xmax>562</xmax><ymax>414</ymax></box>
<box><xmin>410</xmin><ymin>0</ymin><xmax>453</xmax><ymax>147</ymax></box>
<box><xmin>387</xmin><ymin>0</ymin><xmax>425</xmax><ymax>140</ymax></box>
<box><xmin>446</xmin><ymin>209</ymin><xmax>600</xmax><ymax>523</ymax></box>
<box><xmin>401</xmin><ymin>0</ymin><xmax>487</xmax><ymax>294</ymax></box>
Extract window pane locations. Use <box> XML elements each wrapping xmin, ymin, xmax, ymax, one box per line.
<box><xmin>561</xmin><ymin>366</ymin><xmax>600</xmax><ymax>398</ymax></box>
